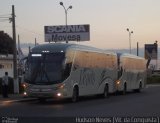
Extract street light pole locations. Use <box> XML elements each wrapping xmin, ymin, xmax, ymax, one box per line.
<box><xmin>127</xmin><ymin>28</ymin><xmax>133</xmax><ymax>54</ymax></box>
<box><xmin>60</xmin><ymin>2</ymin><xmax>72</xmax><ymax>43</ymax></box>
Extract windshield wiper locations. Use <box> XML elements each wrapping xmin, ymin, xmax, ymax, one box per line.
<box><xmin>31</xmin><ymin>61</ymin><xmax>50</xmax><ymax>83</ymax></box>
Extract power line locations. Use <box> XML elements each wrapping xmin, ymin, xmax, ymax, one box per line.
<box><xmin>0</xmin><ymin>17</ymin><xmax>10</xmax><ymax>21</ymax></box>
<box><xmin>0</xmin><ymin>24</ymin><xmax>11</xmax><ymax>27</ymax></box>
<box><xmin>0</xmin><ymin>13</ymin><xmax>44</xmax><ymax>39</ymax></box>
<box><xmin>0</xmin><ymin>13</ymin><xmax>43</xmax><ymax>38</ymax></box>
<box><xmin>0</xmin><ymin>13</ymin><xmax>12</xmax><ymax>24</ymax></box>
<box><xmin>0</xmin><ymin>14</ymin><xmax>11</xmax><ymax>20</ymax></box>
<box><xmin>0</xmin><ymin>19</ymin><xmax>9</xmax><ymax>22</ymax></box>
<box><xmin>0</xmin><ymin>15</ymin><xmax>11</xmax><ymax>23</ymax></box>
<box><xmin>0</xmin><ymin>14</ymin><xmax>11</xmax><ymax>16</ymax></box>
<box><xmin>0</xmin><ymin>17</ymin><xmax>10</xmax><ymax>18</ymax></box>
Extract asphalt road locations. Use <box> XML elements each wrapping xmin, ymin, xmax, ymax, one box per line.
<box><xmin>0</xmin><ymin>85</ymin><xmax>160</xmax><ymax>118</ymax></box>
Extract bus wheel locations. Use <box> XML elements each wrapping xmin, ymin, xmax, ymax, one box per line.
<box><xmin>123</xmin><ymin>83</ymin><xmax>127</xmax><ymax>95</ymax></box>
<box><xmin>72</xmin><ymin>87</ymin><xmax>79</xmax><ymax>102</ymax></box>
<box><xmin>103</xmin><ymin>84</ymin><xmax>109</xmax><ymax>98</ymax></box>
<box><xmin>137</xmin><ymin>82</ymin><xmax>142</xmax><ymax>93</ymax></box>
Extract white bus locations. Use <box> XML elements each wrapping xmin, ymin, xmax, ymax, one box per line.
<box><xmin>116</xmin><ymin>53</ymin><xmax>146</xmax><ymax>94</ymax></box>
<box><xmin>22</xmin><ymin>43</ymin><xmax>146</xmax><ymax>102</ymax></box>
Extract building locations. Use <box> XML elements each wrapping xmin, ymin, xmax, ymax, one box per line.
<box><xmin>0</xmin><ymin>54</ymin><xmax>13</xmax><ymax>78</ymax></box>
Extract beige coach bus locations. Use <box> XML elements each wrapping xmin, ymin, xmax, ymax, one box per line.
<box><xmin>116</xmin><ymin>53</ymin><xmax>146</xmax><ymax>94</ymax></box>
<box><xmin>23</xmin><ymin>43</ymin><xmax>118</xmax><ymax>102</ymax></box>
<box><xmin>22</xmin><ymin>43</ymin><xmax>146</xmax><ymax>102</ymax></box>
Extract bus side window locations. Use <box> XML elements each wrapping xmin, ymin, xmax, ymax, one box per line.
<box><xmin>118</xmin><ymin>66</ymin><xmax>123</xmax><ymax>79</ymax></box>
<box><xmin>63</xmin><ymin>62</ymin><xmax>72</xmax><ymax>79</ymax></box>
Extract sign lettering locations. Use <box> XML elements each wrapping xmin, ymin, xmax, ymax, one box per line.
<box><xmin>44</xmin><ymin>24</ymin><xmax>90</xmax><ymax>42</ymax></box>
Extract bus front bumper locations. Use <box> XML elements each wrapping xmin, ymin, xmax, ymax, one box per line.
<box><xmin>24</xmin><ymin>88</ymin><xmax>68</xmax><ymax>99</ymax></box>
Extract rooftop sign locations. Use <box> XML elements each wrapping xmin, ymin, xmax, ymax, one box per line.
<box><xmin>44</xmin><ymin>24</ymin><xmax>90</xmax><ymax>42</ymax></box>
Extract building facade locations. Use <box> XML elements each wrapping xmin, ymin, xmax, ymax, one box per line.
<box><xmin>0</xmin><ymin>54</ymin><xmax>13</xmax><ymax>78</ymax></box>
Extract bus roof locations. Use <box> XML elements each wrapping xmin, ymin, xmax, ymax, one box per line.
<box><xmin>31</xmin><ymin>43</ymin><xmax>116</xmax><ymax>55</ymax></box>
<box><xmin>118</xmin><ymin>53</ymin><xmax>145</xmax><ymax>60</ymax></box>
<box><xmin>31</xmin><ymin>43</ymin><xmax>73</xmax><ymax>53</ymax></box>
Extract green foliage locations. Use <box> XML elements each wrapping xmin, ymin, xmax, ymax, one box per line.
<box><xmin>147</xmin><ymin>75</ymin><xmax>160</xmax><ymax>84</ymax></box>
<box><xmin>0</xmin><ymin>31</ymin><xmax>14</xmax><ymax>54</ymax></box>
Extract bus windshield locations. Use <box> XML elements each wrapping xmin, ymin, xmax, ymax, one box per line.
<box><xmin>25</xmin><ymin>52</ymin><xmax>65</xmax><ymax>85</ymax></box>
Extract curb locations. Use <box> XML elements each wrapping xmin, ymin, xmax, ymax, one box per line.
<box><xmin>15</xmin><ymin>98</ymin><xmax>37</xmax><ymax>102</ymax></box>
<box><xmin>0</xmin><ymin>97</ymin><xmax>37</xmax><ymax>104</ymax></box>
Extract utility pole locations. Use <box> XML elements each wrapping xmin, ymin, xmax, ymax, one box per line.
<box><xmin>29</xmin><ymin>46</ymin><xmax>31</xmax><ymax>53</ymax></box>
<box><xmin>35</xmin><ymin>38</ymin><xmax>37</xmax><ymax>46</ymax></box>
<box><xmin>12</xmin><ymin>5</ymin><xmax>19</xmax><ymax>94</ymax></box>
<box><xmin>137</xmin><ymin>42</ymin><xmax>139</xmax><ymax>56</ymax></box>
<box><xmin>155</xmin><ymin>41</ymin><xmax>158</xmax><ymax>70</ymax></box>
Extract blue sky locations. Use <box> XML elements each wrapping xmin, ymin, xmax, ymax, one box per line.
<box><xmin>1</xmin><ymin>0</ymin><xmax>160</xmax><ymax>49</ymax></box>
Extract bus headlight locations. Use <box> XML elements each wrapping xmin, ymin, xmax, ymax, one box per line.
<box><xmin>22</xmin><ymin>83</ymin><xmax>29</xmax><ymax>88</ymax></box>
<box><xmin>54</xmin><ymin>83</ymin><xmax>65</xmax><ymax>90</ymax></box>
<box><xmin>116</xmin><ymin>80</ymin><xmax>121</xmax><ymax>85</ymax></box>
<box><xmin>58</xmin><ymin>83</ymin><xmax>65</xmax><ymax>89</ymax></box>
<box><xmin>23</xmin><ymin>92</ymin><xmax>27</xmax><ymax>96</ymax></box>
<box><xmin>57</xmin><ymin>93</ymin><xmax>62</xmax><ymax>97</ymax></box>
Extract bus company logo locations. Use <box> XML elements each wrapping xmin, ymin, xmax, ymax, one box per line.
<box><xmin>44</xmin><ymin>24</ymin><xmax>90</xmax><ymax>42</ymax></box>
<box><xmin>1</xmin><ymin>117</ymin><xmax>18</xmax><ymax>123</ymax></box>
<box><xmin>51</xmin><ymin>34</ymin><xmax>81</xmax><ymax>42</ymax></box>
<box><xmin>45</xmin><ymin>25</ymin><xmax>89</xmax><ymax>33</ymax></box>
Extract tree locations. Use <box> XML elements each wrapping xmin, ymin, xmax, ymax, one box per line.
<box><xmin>0</xmin><ymin>31</ymin><xmax>14</xmax><ymax>54</ymax></box>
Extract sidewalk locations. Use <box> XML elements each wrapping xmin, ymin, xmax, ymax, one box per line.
<box><xmin>146</xmin><ymin>84</ymin><xmax>160</xmax><ymax>88</ymax></box>
<box><xmin>0</xmin><ymin>94</ymin><xmax>36</xmax><ymax>102</ymax></box>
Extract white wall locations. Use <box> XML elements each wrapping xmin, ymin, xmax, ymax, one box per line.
<box><xmin>0</xmin><ymin>55</ymin><xmax>13</xmax><ymax>78</ymax></box>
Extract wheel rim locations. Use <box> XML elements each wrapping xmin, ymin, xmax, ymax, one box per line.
<box><xmin>104</xmin><ymin>85</ymin><xmax>108</xmax><ymax>98</ymax></box>
<box><xmin>140</xmin><ymin>83</ymin><xmax>142</xmax><ymax>89</ymax></box>
<box><xmin>139</xmin><ymin>83</ymin><xmax>142</xmax><ymax>91</ymax></box>
<box><xmin>123</xmin><ymin>84</ymin><xmax>126</xmax><ymax>94</ymax></box>
<box><xmin>72</xmin><ymin>88</ymin><xmax>78</xmax><ymax>102</ymax></box>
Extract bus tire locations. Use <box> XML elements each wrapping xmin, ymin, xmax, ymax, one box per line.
<box><xmin>137</xmin><ymin>82</ymin><xmax>142</xmax><ymax>93</ymax></box>
<box><xmin>103</xmin><ymin>84</ymin><xmax>109</xmax><ymax>98</ymax></box>
<box><xmin>123</xmin><ymin>83</ymin><xmax>127</xmax><ymax>95</ymax></box>
<box><xmin>72</xmin><ymin>86</ymin><xmax>79</xmax><ymax>102</ymax></box>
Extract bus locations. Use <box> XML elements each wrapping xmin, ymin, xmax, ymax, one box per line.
<box><xmin>116</xmin><ymin>53</ymin><xmax>146</xmax><ymax>94</ymax></box>
<box><xmin>22</xmin><ymin>43</ymin><xmax>146</xmax><ymax>102</ymax></box>
<box><xmin>23</xmin><ymin>43</ymin><xmax>118</xmax><ymax>102</ymax></box>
